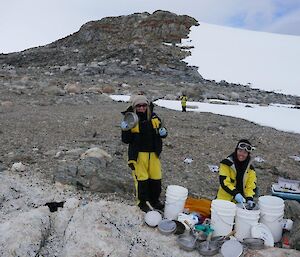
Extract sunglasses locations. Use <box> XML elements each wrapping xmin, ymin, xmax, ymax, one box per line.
<box><xmin>136</xmin><ymin>104</ymin><xmax>147</xmax><ymax>108</ymax></box>
<box><xmin>237</xmin><ymin>142</ymin><xmax>255</xmax><ymax>152</ymax></box>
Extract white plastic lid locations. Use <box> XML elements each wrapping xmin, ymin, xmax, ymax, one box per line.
<box><xmin>251</xmin><ymin>223</ymin><xmax>274</xmax><ymax>247</ymax></box>
<box><xmin>221</xmin><ymin>239</ymin><xmax>243</xmax><ymax>257</ymax></box>
<box><xmin>144</xmin><ymin>211</ymin><xmax>162</xmax><ymax>227</ymax></box>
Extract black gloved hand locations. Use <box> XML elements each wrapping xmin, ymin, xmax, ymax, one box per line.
<box><xmin>128</xmin><ymin>163</ymin><xmax>135</xmax><ymax>170</ymax></box>
<box><xmin>247</xmin><ymin>200</ymin><xmax>255</xmax><ymax>209</ymax></box>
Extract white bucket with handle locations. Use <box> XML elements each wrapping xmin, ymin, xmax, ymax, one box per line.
<box><xmin>260</xmin><ymin>212</ymin><xmax>284</xmax><ymax>242</ymax></box>
<box><xmin>211</xmin><ymin>199</ymin><xmax>236</xmax><ymax>237</ymax></box>
<box><xmin>258</xmin><ymin>195</ymin><xmax>284</xmax><ymax>242</ymax></box>
<box><xmin>258</xmin><ymin>195</ymin><xmax>284</xmax><ymax>206</ymax></box>
<box><xmin>211</xmin><ymin>199</ymin><xmax>236</xmax><ymax>214</ymax></box>
<box><xmin>258</xmin><ymin>195</ymin><xmax>284</xmax><ymax>212</ymax></box>
<box><xmin>234</xmin><ymin>205</ymin><xmax>260</xmax><ymax>241</ymax></box>
<box><xmin>164</xmin><ymin>185</ymin><xmax>188</xmax><ymax>220</ymax></box>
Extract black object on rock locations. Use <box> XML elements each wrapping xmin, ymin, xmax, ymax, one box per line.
<box><xmin>45</xmin><ymin>201</ymin><xmax>65</xmax><ymax>212</ymax></box>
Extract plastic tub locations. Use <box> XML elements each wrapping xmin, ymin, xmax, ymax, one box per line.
<box><xmin>164</xmin><ymin>185</ymin><xmax>188</xmax><ymax>220</ymax></box>
<box><xmin>260</xmin><ymin>212</ymin><xmax>284</xmax><ymax>242</ymax></box>
<box><xmin>235</xmin><ymin>205</ymin><xmax>260</xmax><ymax>241</ymax></box>
<box><xmin>258</xmin><ymin>196</ymin><xmax>284</xmax><ymax>210</ymax></box>
<box><xmin>258</xmin><ymin>195</ymin><xmax>284</xmax><ymax>242</ymax></box>
<box><xmin>157</xmin><ymin>219</ymin><xmax>177</xmax><ymax>235</ymax></box>
<box><xmin>211</xmin><ymin>200</ymin><xmax>236</xmax><ymax>237</ymax></box>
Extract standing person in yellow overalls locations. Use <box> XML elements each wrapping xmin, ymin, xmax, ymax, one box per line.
<box><xmin>180</xmin><ymin>94</ymin><xmax>187</xmax><ymax>112</ymax></box>
<box><xmin>121</xmin><ymin>95</ymin><xmax>168</xmax><ymax>212</ymax></box>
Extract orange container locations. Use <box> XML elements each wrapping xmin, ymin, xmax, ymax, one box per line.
<box><xmin>184</xmin><ymin>197</ymin><xmax>212</xmax><ymax>218</ymax></box>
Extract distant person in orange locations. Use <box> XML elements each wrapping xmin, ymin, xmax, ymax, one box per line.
<box><xmin>180</xmin><ymin>94</ymin><xmax>187</xmax><ymax>112</ymax></box>
<box><xmin>217</xmin><ymin>139</ymin><xmax>257</xmax><ymax>208</ymax></box>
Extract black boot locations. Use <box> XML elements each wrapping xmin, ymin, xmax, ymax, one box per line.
<box><xmin>137</xmin><ymin>180</ymin><xmax>151</xmax><ymax>212</ymax></box>
<box><xmin>138</xmin><ymin>201</ymin><xmax>151</xmax><ymax>212</ymax></box>
<box><xmin>151</xmin><ymin>200</ymin><xmax>164</xmax><ymax>211</ymax></box>
<box><xmin>149</xmin><ymin>179</ymin><xmax>164</xmax><ymax>211</ymax></box>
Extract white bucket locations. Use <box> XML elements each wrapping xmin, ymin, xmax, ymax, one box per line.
<box><xmin>210</xmin><ymin>200</ymin><xmax>236</xmax><ymax>237</ymax></box>
<box><xmin>234</xmin><ymin>206</ymin><xmax>260</xmax><ymax>241</ymax></box>
<box><xmin>259</xmin><ymin>203</ymin><xmax>284</xmax><ymax>212</ymax></box>
<box><xmin>211</xmin><ymin>200</ymin><xmax>236</xmax><ymax>213</ymax></box>
<box><xmin>164</xmin><ymin>185</ymin><xmax>188</xmax><ymax>220</ymax></box>
<box><xmin>166</xmin><ymin>185</ymin><xmax>188</xmax><ymax>197</ymax></box>
<box><xmin>258</xmin><ymin>196</ymin><xmax>284</xmax><ymax>210</ymax></box>
<box><xmin>258</xmin><ymin>195</ymin><xmax>285</xmax><ymax>243</ymax></box>
<box><xmin>260</xmin><ymin>212</ymin><xmax>284</xmax><ymax>242</ymax></box>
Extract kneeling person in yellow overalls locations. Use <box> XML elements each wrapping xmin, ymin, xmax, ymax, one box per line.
<box><xmin>217</xmin><ymin>139</ymin><xmax>257</xmax><ymax>208</ymax></box>
<box><xmin>121</xmin><ymin>95</ymin><xmax>168</xmax><ymax>212</ymax></box>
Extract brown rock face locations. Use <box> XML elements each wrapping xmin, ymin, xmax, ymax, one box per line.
<box><xmin>75</xmin><ymin>10</ymin><xmax>198</xmax><ymax>45</ymax></box>
<box><xmin>0</xmin><ymin>11</ymin><xmax>201</xmax><ymax>82</ymax></box>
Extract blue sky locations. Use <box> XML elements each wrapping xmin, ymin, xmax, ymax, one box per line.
<box><xmin>1</xmin><ymin>0</ymin><xmax>300</xmax><ymax>53</ymax></box>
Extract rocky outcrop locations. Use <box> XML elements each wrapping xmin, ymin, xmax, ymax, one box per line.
<box><xmin>0</xmin><ymin>11</ymin><xmax>201</xmax><ymax>82</ymax></box>
<box><xmin>54</xmin><ymin>147</ymin><xmax>130</xmax><ymax>193</ymax></box>
<box><xmin>0</xmin><ymin>10</ymin><xmax>299</xmax><ymax>104</ymax></box>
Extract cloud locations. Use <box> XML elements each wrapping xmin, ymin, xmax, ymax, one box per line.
<box><xmin>223</xmin><ymin>0</ymin><xmax>300</xmax><ymax>35</ymax></box>
<box><xmin>264</xmin><ymin>8</ymin><xmax>300</xmax><ymax>35</ymax></box>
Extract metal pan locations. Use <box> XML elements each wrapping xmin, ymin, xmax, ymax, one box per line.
<box><xmin>122</xmin><ymin>112</ymin><xmax>138</xmax><ymax>131</ymax></box>
<box><xmin>197</xmin><ymin>233</ymin><xmax>220</xmax><ymax>256</ymax></box>
<box><xmin>243</xmin><ymin>238</ymin><xmax>264</xmax><ymax>250</ymax></box>
<box><xmin>177</xmin><ymin>233</ymin><xmax>197</xmax><ymax>251</ymax></box>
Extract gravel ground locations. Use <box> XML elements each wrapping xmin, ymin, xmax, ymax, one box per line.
<box><xmin>1</xmin><ymin>88</ymin><xmax>300</xmax><ymax>256</ymax></box>
<box><xmin>1</xmin><ymin>90</ymin><xmax>300</xmax><ymax>201</ymax></box>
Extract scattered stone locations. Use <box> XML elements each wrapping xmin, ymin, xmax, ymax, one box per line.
<box><xmin>80</xmin><ymin>147</ymin><xmax>112</xmax><ymax>162</ymax></box>
<box><xmin>64</xmin><ymin>83</ymin><xmax>81</xmax><ymax>94</ymax></box>
<box><xmin>11</xmin><ymin>162</ymin><xmax>26</xmax><ymax>172</ymax></box>
<box><xmin>1</xmin><ymin>101</ymin><xmax>13</xmax><ymax>107</ymax></box>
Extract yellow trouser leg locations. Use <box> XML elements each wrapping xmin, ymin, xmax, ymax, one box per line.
<box><xmin>131</xmin><ymin>152</ymin><xmax>162</xmax><ymax>205</ymax></box>
<box><xmin>134</xmin><ymin>152</ymin><xmax>161</xmax><ymax>180</ymax></box>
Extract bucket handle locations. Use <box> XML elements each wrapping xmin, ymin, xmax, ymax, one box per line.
<box><xmin>214</xmin><ymin>210</ymin><xmax>235</xmax><ymax>226</ymax></box>
<box><xmin>260</xmin><ymin>213</ymin><xmax>283</xmax><ymax>223</ymax></box>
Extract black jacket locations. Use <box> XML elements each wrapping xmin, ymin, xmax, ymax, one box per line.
<box><xmin>121</xmin><ymin>104</ymin><xmax>166</xmax><ymax>162</ymax></box>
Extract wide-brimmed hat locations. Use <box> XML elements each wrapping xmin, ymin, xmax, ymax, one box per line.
<box><xmin>131</xmin><ymin>95</ymin><xmax>149</xmax><ymax>107</ymax></box>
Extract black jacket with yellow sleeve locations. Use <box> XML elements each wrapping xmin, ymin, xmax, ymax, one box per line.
<box><xmin>216</xmin><ymin>155</ymin><xmax>257</xmax><ymax>202</ymax></box>
<box><xmin>121</xmin><ymin>105</ymin><xmax>167</xmax><ymax>163</ymax></box>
